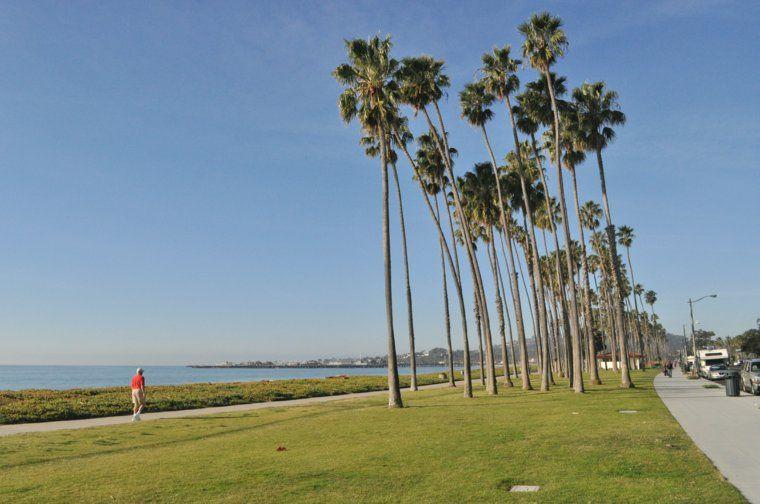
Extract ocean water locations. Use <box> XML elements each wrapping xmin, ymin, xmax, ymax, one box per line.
<box><xmin>0</xmin><ymin>365</ymin><xmax>449</xmax><ymax>391</ymax></box>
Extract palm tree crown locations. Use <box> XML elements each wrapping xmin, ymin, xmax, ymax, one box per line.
<box><xmin>518</xmin><ymin>12</ymin><xmax>568</xmax><ymax>72</ymax></box>
<box><xmin>397</xmin><ymin>55</ymin><xmax>448</xmax><ymax>112</ymax></box>
<box><xmin>645</xmin><ymin>290</ymin><xmax>657</xmax><ymax>307</ymax></box>
<box><xmin>617</xmin><ymin>225</ymin><xmax>635</xmax><ymax>248</ymax></box>
<box><xmin>459</xmin><ymin>81</ymin><xmax>495</xmax><ymax>127</ymax></box>
<box><xmin>572</xmin><ymin>81</ymin><xmax>626</xmax><ymax>152</ymax></box>
<box><xmin>333</xmin><ymin>36</ymin><xmax>399</xmax><ymax>130</ymax></box>
<box><xmin>480</xmin><ymin>45</ymin><xmax>521</xmax><ymax>101</ymax></box>
<box><xmin>580</xmin><ymin>200</ymin><xmax>602</xmax><ymax>231</ymax></box>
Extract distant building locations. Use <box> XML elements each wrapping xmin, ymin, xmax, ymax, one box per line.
<box><xmin>596</xmin><ymin>352</ymin><xmax>646</xmax><ymax>370</ymax></box>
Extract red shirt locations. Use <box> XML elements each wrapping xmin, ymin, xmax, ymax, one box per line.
<box><xmin>131</xmin><ymin>374</ymin><xmax>145</xmax><ymax>390</ymax></box>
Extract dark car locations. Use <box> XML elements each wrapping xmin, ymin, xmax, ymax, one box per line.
<box><xmin>740</xmin><ymin>358</ymin><xmax>760</xmax><ymax>395</ymax></box>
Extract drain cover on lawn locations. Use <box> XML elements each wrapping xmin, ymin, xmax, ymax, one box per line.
<box><xmin>619</xmin><ymin>410</ymin><xmax>638</xmax><ymax>414</ymax></box>
<box><xmin>509</xmin><ymin>486</ymin><xmax>540</xmax><ymax>492</ymax></box>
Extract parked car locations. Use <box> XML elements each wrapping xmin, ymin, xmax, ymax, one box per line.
<box><xmin>707</xmin><ymin>364</ymin><xmax>728</xmax><ymax>380</ymax></box>
<box><xmin>740</xmin><ymin>358</ymin><xmax>760</xmax><ymax>395</ymax></box>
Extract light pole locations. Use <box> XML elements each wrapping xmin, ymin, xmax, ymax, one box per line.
<box><xmin>688</xmin><ymin>294</ymin><xmax>717</xmax><ymax>377</ymax></box>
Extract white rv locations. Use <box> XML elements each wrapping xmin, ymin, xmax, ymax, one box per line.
<box><xmin>697</xmin><ymin>348</ymin><xmax>729</xmax><ymax>378</ymax></box>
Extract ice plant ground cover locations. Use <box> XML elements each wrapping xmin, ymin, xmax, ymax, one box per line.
<box><xmin>0</xmin><ymin>370</ymin><xmax>744</xmax><ymax>502</ymax></box>
<box><xmin>0</xmin><ymin>371</ymin><xmax>473</xmax><ymax>424</ymax></box>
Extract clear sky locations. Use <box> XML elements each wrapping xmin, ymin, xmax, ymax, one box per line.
<box><xmin>1</xmin><ymin>1</ymin><xmax>758</xmax><ymax>365</ymax></box>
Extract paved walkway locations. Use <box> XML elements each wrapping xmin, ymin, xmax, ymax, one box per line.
<box><xmin>655</xmin><ymin>368</ymin><xmax>760</xmax><ymax>503</ymax></box>
<box><xmin>0</xmin><ymin>380</ymin><xmax>459</xmax><ymax>438</ymax></box>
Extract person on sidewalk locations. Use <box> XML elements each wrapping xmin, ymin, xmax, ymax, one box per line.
<box><xmin>131</xmin><ymin>368</ymin><xmax>146</xmax><ymax>421</ymax></box>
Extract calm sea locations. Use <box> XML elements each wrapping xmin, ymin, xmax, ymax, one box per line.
<box><xmin>0</xmin><ymin>365</ymin><xmax>448</xmax><ymax>391</ymax></box>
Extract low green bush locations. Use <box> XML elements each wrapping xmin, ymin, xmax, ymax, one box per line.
<box><xmin>1</xmin><ymin>369</ymin><xmax>509</xmax><ymax>424</ymax></box>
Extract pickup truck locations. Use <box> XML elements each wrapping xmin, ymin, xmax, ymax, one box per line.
<box><xmin>740</xmin><ymin>359</ymin><xmax>760</xmax><ymax>395</ymax></box>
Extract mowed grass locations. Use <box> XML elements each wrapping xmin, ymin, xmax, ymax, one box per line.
<box><xmin>0</xmin><ymin>370</ymin><xmax>744</xmax><ymax>503</ymax></box>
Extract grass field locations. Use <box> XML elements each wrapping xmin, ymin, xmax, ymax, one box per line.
<box><xmin>0</xmin><ymin>369</ymin><xmax>745</xmax><ymax>503</ymax></box>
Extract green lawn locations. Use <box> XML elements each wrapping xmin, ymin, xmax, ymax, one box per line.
<box><xmin>0</xmin><ymin>370</ymin><xmax>744</xmax><ymax>503</ymax></box>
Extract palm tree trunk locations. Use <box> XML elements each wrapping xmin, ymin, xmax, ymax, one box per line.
<box><xmin>479</xmin><ymin>124</ymin><xmax>521</xmax><ymax>393</ymax></box>
<box><xmin>524</xmin><ymin>250</ymin><xmax>544</xmax><ymax>376</ymax></box>
<box><xmin>378</xmin><ymin>124</ymin><xmax>402</xmax><ymax>408</ymax></box>
<box><xmin>499</xmin><ymin>233</ymin><xmax>533</xmax><ymax>378</ymax></box>
<box><xmin>435</xmin><ymin>196</ymin><xmax>456</xmax><ymax>387</ymax></box>
<box><xmin>473</xmin><ymin>287</ymin><xmax>485</xmax><ymax>386</ymax></box>
<box><xmin>543</xmin><ymin>71</ymin><xmax>584</xmax><ymax>393</ymax></box>
<box><xmin>488</xmin><ymin>228</ymin><xmax>513</xmax><ymax>386</ymax></box>
<box><xmin>625</xmin><ymin>248</ymin><xmax>645</xmax><ymax>370</ymax></box>
<box><xmin>605</xmin><ymin>286</ymin><xmax>619</xmax><ymax>372</ymax></box>
<box><xmin>392</xmin><ymin>128</ymin><xmax>473</xmax><ymax>397</ymax></box>
<box><xmin>595</xmin><ymin>146</ymin><xmax>633</xmax><ymax>388</ymax></box>
<box><xmin>638</xmin><ymin>291</ymin><xmax>652</xmax><ymax>366</ymax></box>
<box><xmin>426</xmin><ymin>104</ymin><xmax>498</xmax><ymax>394</ymax></box>
<box><xmin>389</xmin><ymin>159</ymin><xmax>417</xmax><ymax>391</ymax></box>
<box><xmin>495</xmin><ymin>238</ymin><xmax>520</xmax><ymax>380</ymax></box>
<box><xmin>529</xmin><ymin>134</ymin><xmax>573</xmax><ymax>385</ymax></box>
<box><xmin>569</xmin><ymin>165</ymin><xmax>602</xmax><ymax>384</ymax></box>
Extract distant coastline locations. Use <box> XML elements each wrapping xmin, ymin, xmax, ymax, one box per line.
<box><xmin>188</xmin><ymin>363</ymin><xmax>419</xmax><ymax>369</ymax></box>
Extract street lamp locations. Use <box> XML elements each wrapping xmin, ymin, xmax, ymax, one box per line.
<box><xmin>689</xmin><ymin>294</ymin><xmax>717</xmax><ymax>377</ymax></box>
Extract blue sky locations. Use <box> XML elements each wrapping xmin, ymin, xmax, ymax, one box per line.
<box><xmin>0</xmin><ymin>1</ymin><xmax>757</xmax><ymax>365</ymax></box>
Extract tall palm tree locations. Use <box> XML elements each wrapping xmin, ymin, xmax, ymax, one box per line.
<box><xmin>519</xmin><ymin>11</ymin><xmax>584</xmax><ymax>393</ymax></box>
<box><xmin>480</xmin><ymin>44</ymin><xmax>560</xmax><ymax>390</ymax></box>
<box><xmin>360</xmin><ymin>127</ymin><xmax>419</xmax><ymax>390</ymax></box>
<box><xmin>634</xmin><ymin>283</ymin><xmax>652</xmax><ymax>366</ymax></box>
<box><xmin>415</xmin><ymin>136</ymin><xmax>457</xmax><ymax>387</ymax></box>
<box><xmin>399</xmin><ymin>55</ymin><xmax>498</xmax><ymax>395</ymax></box>
<box><xmin>333</xmin><ymin>36</ymin><xmax>403</xmax><ymax>407</ymax></box>
<box><xmin>549</xmin><ymin>117</ymin><xmax>602</xmax><ymax>384</ymax></box>
<box><xmin>572</xmin><ymin>80</ymin><xmax>631</xmax><ymax>387</ymax></box>
<box><xmin>645</xmin><ymin>290</ymin><xmax>658</xmax><ymax>326</ymax></box>
<box><xmin>513</xmin><ymin>94</ymin><xmax>574</xmax><ymax>384</ymax></box>
<box><xmin>459</xmin><ymin>81</ymin><xmax>523</xmax><ymax>393</ymax></box>
<box><xmin>394</xmin><ymin>128</ymin><xmax>474</xmax><ymax>398</ymax></box>
<box><xmin>505</xmin><ymin>146</ymin><xmax>554</xmax><ymax>390</ymax></box>
<box><xmin>459</xmin><ymin>163</ymin><xmax>514</xmax><ymax>386</ymax></box>
<box><xmin>617</xmin><ymin>225</ymin><xmax>644</xmax><ymax>370</ymax></box>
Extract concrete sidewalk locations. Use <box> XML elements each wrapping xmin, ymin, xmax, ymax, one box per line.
<box><xmin>655</xmin><ymin>368</ymin><xmax>760</xmax><ymax>503</ymax></box>
<box><xmin>0</xmin><ymin>380</ymin><xmax>460</xmax><ymax>438</ymax></box>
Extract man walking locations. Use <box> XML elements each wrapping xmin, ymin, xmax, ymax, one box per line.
<box><xmin>131</xmin><ymin>368</ymin><xmax>146</xmax><ymax>421</ymax></box>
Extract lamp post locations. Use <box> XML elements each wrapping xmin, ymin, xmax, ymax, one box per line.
<box><xmin>688</xmin><ymin>294</ymin><xmax>717</xmax><ymax>378</ymax></box>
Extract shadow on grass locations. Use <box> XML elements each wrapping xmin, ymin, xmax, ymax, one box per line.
<box><xmin>2</xmin><ymin>404</ymin><xmax>362</xmax><ymax>471</ymax></box>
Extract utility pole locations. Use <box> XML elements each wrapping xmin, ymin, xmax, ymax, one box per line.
<box><xmin>688</xmin><ymin>294</ymin><xmax>717</xmax><ymax>378</ymax></box>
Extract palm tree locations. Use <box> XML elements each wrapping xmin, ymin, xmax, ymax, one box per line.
<box><xmin>519</xmin><ymin>11</ymin><xmax>584</xmax><ymax>393</ymax></box>
<box><xmin>572</xmin><ymin>80</ymin><xmax>631</xmax><ymax>387</ymax></box>
<box><xmin>399</xmin><ymin>55</ymin><xmax>498</xmax><ymax>395</ymax></box>
<box><xmin>634</xmin><ymin>283</ymin><xmax>653</xmax><ymax>365</ymax></box>
<box><xmin>458</xmin><ymin>163</ymin><xmax>514</xmax><ymax>386</ymax></box>
<box><xmin>513</xmin><ymin>93</ymin><xmax>574</xmax><ymax>384</ymax></box>
<box><xmin>360</xmin><ymin>126</ymin><xmax>419</xmax><ymax>390</ymax></box>
<box><xmin>617</xmin><ymin>225</ymin><xmax>645</xmax><ymax>370</ymax></box>
<box><xmin>415</xmin><ymin>137</ymin><xmax>457</xmax><ymax>387</ymax></box>
<box><xmin>394</xmin><ymin>128</ymin><xmax>474</xmax><ymax>398</ymax></box>
<box><xmin>645</xmin><ymin>290</ymin><xmax>658</xmax><ymax>324</ymax></box>
<box><xmin>334</xmin><ymin>36</ymin><xmax>403</xmax><ymax>407</ymax></box>
<box><xmin>505</xmin><ymin>146</ymin><xmax>554</xmax><ymax>390</ymax></box>
<box><xmin>481</xmin><ymin>44</ymin><xmax>561</xmax><ymax>390</ymax></box>
<box><xmin>459</xmin><ymin>80</ymin><xmax>538</xmax><ymax>393</ymax></box>
<box><xmin>551</xmin><ymin>117</ymin><xmax>602</xmax><ymax>384</ymax></box>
